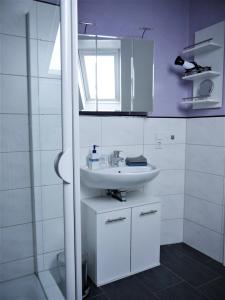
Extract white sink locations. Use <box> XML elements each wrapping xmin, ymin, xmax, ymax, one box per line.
<box><xmin>80</xmin><ymin>164</ymin><xmax>160</xmax><ymax>190</ymax></box>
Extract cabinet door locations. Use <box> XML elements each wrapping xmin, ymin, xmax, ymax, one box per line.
<box><xmin>131</xmin><ymin>203</ymin><xmax>160</xmax><ymax>273</ymax></box>
<box><xmin>97</xmin><ymin>209</ymin><xmax>131</xmax><ymax>285</ymax></box>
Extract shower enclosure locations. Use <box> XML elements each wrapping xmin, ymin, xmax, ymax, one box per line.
<box><xmin>0</xmin><ymin>0</ymin><xmax>81</xmax><ymax>299</ymax></box>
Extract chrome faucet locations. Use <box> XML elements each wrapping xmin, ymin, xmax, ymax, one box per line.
<box><xmin>110</xmin><ymin>150</ymin><xmax>124</xmax><ymax>167</ymax></box>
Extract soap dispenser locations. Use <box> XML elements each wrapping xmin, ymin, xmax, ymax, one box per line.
<box><xmin>88</xmin><ymin>145</ymin><xmax>100</xmax><ymax>170</ymax></box>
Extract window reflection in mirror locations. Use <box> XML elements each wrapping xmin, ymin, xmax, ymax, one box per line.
<box><xmin>78</xmin><ymin>35</ymin><xmax>154</xmax><ymax>113</ymax></box>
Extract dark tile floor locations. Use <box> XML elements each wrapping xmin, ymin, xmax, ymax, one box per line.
<box><xmin>87</xmin><ymin>243</ymin><xmax>225</xmax><ymax>300</ymax></box>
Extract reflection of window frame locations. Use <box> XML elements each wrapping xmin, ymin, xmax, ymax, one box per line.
<box><xmin>79</xmin><ymin>49</ymin><xmax>120</xmax><ymax>103</ymax></box>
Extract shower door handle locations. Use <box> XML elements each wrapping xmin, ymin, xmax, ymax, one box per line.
<box><xmin>54</xmin><ymin>148</ymin><xmax>73</xmax><ymax>184</ymax></box>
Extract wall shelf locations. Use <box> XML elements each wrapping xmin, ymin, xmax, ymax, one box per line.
<box><xmin>182</xmin><ymin>41</ymin><xmax>221</xmax><ymax>56</ymax></box>
<box><xmin>181</xmin><ymin>99</ymin><xmax>219</xmax><ymax>105</ymax></box>
<box><xmin>182</xmin><ymin>71</ymin><xmax>220</xmax><ymax>81</ymax></box>
<box><xmin>180</xmin><ymin>21</ymin><xmax>224</xmax><ymax>109</ymax></box>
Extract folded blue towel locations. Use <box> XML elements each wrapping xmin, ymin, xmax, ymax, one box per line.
<box><xmin>125</xmin><ymin>155</ymin><xmax>148</xmax><ymax>166</ymax></box>
<box><xmin>126</xmin><ymin>162</ymin><xmax>147</xmax><ymax>166</ymax></box>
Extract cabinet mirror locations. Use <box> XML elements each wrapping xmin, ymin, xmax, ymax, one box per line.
<box><xmin>78</xmin><ymin>35</ymin><xmax>154</xmax><ymax>113</ymax></box>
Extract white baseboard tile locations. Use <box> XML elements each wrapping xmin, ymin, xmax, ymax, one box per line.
<box><xmin>161</xmin><ymin>219</ymin><xmax>183</xmax><ymax>245</ymax></box>
<box><xmin>160</xmin><ymin>194</ymin><xmax>184</xmax><ymax>220</ymax></box>
<box><xmin>183</xmin><ymin>219</ymin><xmax>223</xmax><ymax>262</ymax></box>
<box><xmin>0</xmin><ymin>257</ymin><xmax>34</xmax><ymax>282</ymax></box>
<box><xmin>184</xmin><ymin>195</ymin><xmax>223</xmax><ymax>233</ymax></box>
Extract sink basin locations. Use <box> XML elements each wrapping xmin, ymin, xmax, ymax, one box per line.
<box><xmin>80</xmin><ymin>164</ymin><xmax>160</xmax><ymax>190</ymax></box>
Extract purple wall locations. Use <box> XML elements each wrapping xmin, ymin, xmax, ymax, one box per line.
<box><xmin>78</xmin><ymin>0</ymin><xmax>225</xmax><ymax>117</ymax></box>
<box><xmin>78</xmin><ymin>0</ymin><xmax>190</xmax><ymax>117</ymax></box>
<box><xmin>186</xmin><ymin>0</ymin><xmax>225</xmax><ymax>117</ymax></box>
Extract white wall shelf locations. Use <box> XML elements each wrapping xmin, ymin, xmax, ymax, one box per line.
<box><xmin>181</xmin><ymin>99</ymin><xmax>219</xmax><ymax>105</ymax></box>
<box><xmin>182</xmin><ymin>41</ymin><xmax>221</xmax><ymax>56</ymax></box>
<box><xmin>181</xmin><ymin>21</ymin><xmax>224</xmax><ymax>109</ymax></box>
<box><xmin>182</xmin><ymin>71</ymin><xmax>220</xmax><ymax>81</ymax></box>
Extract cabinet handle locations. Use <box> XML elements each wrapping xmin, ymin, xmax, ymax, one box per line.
<box><xmin>140</xmin><ymin>210</ymin><xmax>157</xmax><ymax>216</ymax></box>
<box><xmin>105</xmin><ymin>217</ymin><xmax>126</xmax><ymax>224</ymax></box>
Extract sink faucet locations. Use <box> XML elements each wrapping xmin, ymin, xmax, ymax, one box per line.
<box><xmin>110</xmin><ymin>150</ymin><xmax>124</xmax><ymax>167</ymax></box>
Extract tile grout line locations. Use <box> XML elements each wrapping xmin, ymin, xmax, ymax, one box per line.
<box><xmin>184</xmin><ymin>218</ymin><xmax>224</xmax><ymax>236</ymax></box>
<box><xmin>185</xmin><ymin>193</ymin><xmax>224</xmax><ymax>207</ymax></box>
<box><xmin>160</xmin><ymin>262</ymin><xmax>217</xmax><ymax>300</ymax></box>
<box><xmin>196</xmin><ymin>275</ymin><xmax>223</xmax><ymax>289</ymax></box>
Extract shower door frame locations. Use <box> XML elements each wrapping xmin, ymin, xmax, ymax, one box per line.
<box><xmin>61</xmin><ymin>0</ymin><xmax>82</xmax><ymax>299</ymax></box>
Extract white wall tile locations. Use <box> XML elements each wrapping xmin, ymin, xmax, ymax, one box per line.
<box><xmin>30</xmin><ymin>39</ymin><xmax>38</xmax><ymax>77</ymax></box>
<box><xmin>0</xmin><ymin>188</ymin><xmax>32</xmax><ymax>228</ymax></box>
<box><xmin>80</xmin><ymin>182</ymin><xmax>102</xmax><ymax>201</ymax></box>
<box><xmin>31</xmin><ymin>115</ymin><xmax>41</xmax><ymax>151</ymax></box>
<box><xmin>185</xmin><ymin>195</ymin><xmax>223</xmax><ymax>233</ymax></box>
<box><xmin>37</xmin><ymin>2</ymin><xmax>60</xmax><ymax>42</ymax></box>
<box><xmin>183</xmin><ymin>219</ymin><xmax>223</xmax><ymax>262</ymax></box>
<box><xmin>30</xmin><ymin>77</ymin><xmax>39</xmax><ymax>114</ymax></box>
<box><xmin>39</xmin><ymin>115</ymin><xmax>62</xmax><ymax>150</ymax></box>
<box><xmin>0</xmin><ymin>4</ymin><xmax>26</xmax><ymax>37</ymax></box>
<box><xmin>33</xmin><ymin>187</ymin><xmax>42</xmax><ymax>221</ymax></box>
<box><xmin>0</xmin><ymin>34</ymin><xmax>27</xmax><ymax>75</ymax></box>
<box><xmin>39</xmin><ymin>78</ymin><xmax>61</xmax><ymax>114</ymax></box>
<box><xmin>101</xmin><ymin>117</ymin><xmax>143</xmax><ymax>146</ymax></box>
<box><xmin>224</xmin><ymin>180</ymin><xmax>225</xmax><ymax>206</ymax></box>
<box><xmin>35</xmin><ymin>222</ymin><xmax>43</xmax><ymax>255</ymax></box>
<box><xmin>43</xmin><ymin>250</ymin><xmax>63</xmax><ymax>270</ymax></box>
<box><xmin>144</xmin><ymin>118</ymin><xmax>186</xmax><ymax>145</ymax></box>
<box><xmin>40</xmin><ymin>150</ymin><xmax>62</xmax><ymax>185</ymax></box>
<box><xmin>42</xmin><ymin>185</ymin><xmax>63</xmax><ymax>220</ymax></box>
<box><xmin>1</xmin><ymin>223</ymin><xmax>33</xmax><ymax>263</ymax></box>
<box><xmin>28</xmin><ymin>2</ymin><xmax>38</xmax><ymax>39</ymax></box>
<box><xmin>0</xmin><ymin>115</ymin><xmax>29</xmax><ymax>152</ymax></box>
<box><xmin>0</xmin><ymin>75</ymin><xmax>28</xmax><ymax>114</ymax></box>
<box><xmin>0</xmin><ymin>152</ymin><xmax>30</xmax><ymax>190</ymax></box>
<box><xmin>0</xmin><ymin>228</ymin><xmax>3</xmax><ymax>263</ymax></box>
<box><xmin>186</xmin><ymin>117</ymin><xmax>225</xmax><ymax>146</ymax></box>
<box><xmin>36</xmin><ymin>255</ymin><xmax>44</xmax><ymax>272</ymax></box>
<box><xmin>186</xmin><ymin>144</ymin><xmax>225</xmax><ymax>176</ymax></box>
<box><xmin>80</xmin><ymin>116</ymin><xmax>101</xmax><ymax>148</ymax></box>
<box><xmin>0</xmin><ymin>274</ymin><xmax>46</xmax><ymax>300</ymax></box>
<box><xmin>185</xmin><ymin>170</ymin><xmax>224</xmax><ymax>205</ymax></box>
<box><xmin>102</xmin><ymin>145</ymin><xmax>144</xmax><ymax>159</ymax></box>
<box><xmin>0</xmin><ymin>257</ymin><xmax>34</xmax><ymax>282</ymax></box>
<box><xmin>161</xmin><ymin>219</ymin><xmax>183</xmax><ymax>245</ymax></box>
<box><xmin>80</xmin><ymin>147</ymin><xmax>89</xmax><ymax>167</ymax></box>
<box><xmin>144</xmin><ymin>144</ymin><xmax>185</xmax><ymax>170</ymax></box>
<box><xmin>144</xmin><ymin>170</ymin><xmax>185</xmax><ymax>196</ymax></box>
<box><xmin>184</xmin><ymin>117</ymin><xmax>225</xmax><ymax>262</ymax></box>
<box><xmin>32</xmin><ymin>151</ymin><xmax>41</xmax><ymax>187</ymax></box>
<box><xmin>38</xmin><ymin>40</ymin><xmax>60</xmax><ymax>79</ymax></box>
<box><xmin>43</xmin><ymin>218</ymin><xmax>64</xmax><ymax>253</ymax></box>
<box><xmin>161</xmin><ymin>194</ymin><xmax>184</xmax><ymax>220</ymax></box>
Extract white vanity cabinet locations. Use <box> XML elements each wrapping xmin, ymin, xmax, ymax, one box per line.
<box><xmin>97</xmin><ymin>209</ymin><xmax>131</xmax><ymax>283</ymax></box>
<box><xmin>82</xmin><ymin>192</ymin><xmax>161</xmax><ymax>286</ymax></box>
<box><xmin>131</xmin><ymin>203</ymin><xmax>160</xmax><ymax>273</ymax></box>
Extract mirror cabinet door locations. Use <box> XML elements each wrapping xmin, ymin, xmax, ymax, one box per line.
<box><xmin>132</xmin><ymin>39</ymin><xmax>154</xmax><ymax>112</ymax></box>
<box><xmin>78</xmin><ymin>35</ymin><xmax>154</xmax><ymax>113</ymax></box>
<box><xmin>96</xmin><ymin>37</ymin><xmax>135</xmax><ymax>112</ymax></box>
<box><xmin>78</xmin><ymin>36</ymin><xmax>97</xmax><ymax>111</ymax></box>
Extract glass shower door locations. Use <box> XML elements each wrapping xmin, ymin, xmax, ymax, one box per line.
<box><xmin>26</xmin><ymin>0</ymin><xmax>65</xmax><ymax>297</ymax></box>
<box><xmin>27</xmin><ymin>0</ymin><xmax>80</xmax><ymax>299</ymax></box>
<box><xmin>0</xmin><ymin>0</ymin><xmax>81</xmax><ymax>298</ymax></box>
